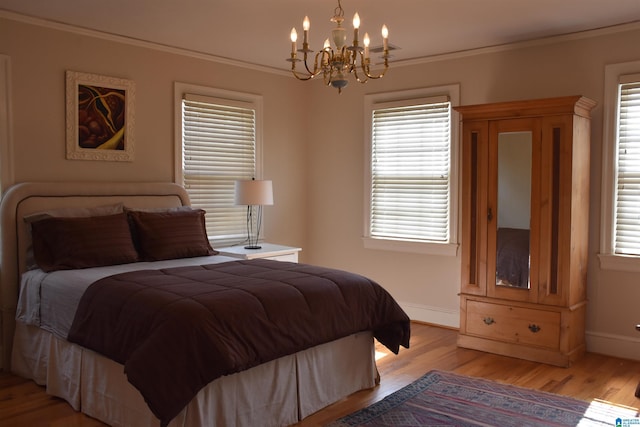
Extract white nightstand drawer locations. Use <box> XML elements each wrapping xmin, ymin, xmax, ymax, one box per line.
<box><xmin>216</xmin><ymin>243</ymin><xmax>301</xmax><ymax>263</ymax></box>
<box><xmin>263</xmin><ymin>253</ymin><xmax>299</xmax><ymax>262</ymax></box>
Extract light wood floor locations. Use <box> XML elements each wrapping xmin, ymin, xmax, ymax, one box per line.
<box><xmin>2</xmin><ymin>322</ymin><xmax>639</xmax><ymax>426</ymax></box>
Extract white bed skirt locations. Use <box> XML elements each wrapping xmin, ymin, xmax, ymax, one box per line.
<box><xmin>12</xmin><ymin>322</ymin><xmax>378</xmax><ymax>427</ymax></box>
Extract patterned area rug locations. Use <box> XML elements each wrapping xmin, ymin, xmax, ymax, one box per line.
<box><xmin>326</xmin><ymin>370</ymin><xmax>639</xmax><ymax>427</ymax></box>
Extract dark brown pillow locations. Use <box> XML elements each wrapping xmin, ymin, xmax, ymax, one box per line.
<box><xmin>127</xmin><ymin>209</ymin><xmax>217</xmax><ymax>261</ymax></box>
<box><xmin>31</xmin><ymin>212</ymin><xmax>139</xmax><ymax>272</ymax></box>
<box><xmin>23</xmin><ymin>203</ymin><xmax>125</xmax><ymax>270</ymax></box>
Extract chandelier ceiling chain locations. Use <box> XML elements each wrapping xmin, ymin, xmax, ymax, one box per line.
<box><xmin>333</xmin><ymin>0</ymin><xmax>345</xmax><ymax>21</ymax></box>
<box><xmin>287</xmin><ymin>0</ymin><xmax>389</xmax><ymax>93</ymax></box>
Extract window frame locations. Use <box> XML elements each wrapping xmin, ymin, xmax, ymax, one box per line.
<box><xmin>363</xmin><ymin>85</ymin><xmax>460</xmax><ymax>256</ymax></box>
<box><xmin>174</xmin><ymin>82</ymin><xmax>264</xmax><ymax>247</ymax></box>
<box><xmin>0</xmin><ymin>55</ymin><xmax>13</xmax><ymax>193</ymax></box>
<box><xmin>600</xmin><ymin>60</ymin><xmax>640</xmax><ymax>272</ymax></box>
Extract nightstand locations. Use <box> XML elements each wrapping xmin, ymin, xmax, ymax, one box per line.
<box><xmin>216</xmin><ymin>243</ymin><xmax>302</xmax><ymax>263</ymax></box>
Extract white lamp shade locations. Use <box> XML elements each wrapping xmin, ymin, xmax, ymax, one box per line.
<box><xmin>234</xmin><ymin>180</ymin><xmax>274</xmax><ymax>206</ymax></box>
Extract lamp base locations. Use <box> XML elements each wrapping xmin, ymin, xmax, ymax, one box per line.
<box><xmin>244</xmin><ymin>245</ymin><xmax>262</xmax><ymax>250</ymax></box>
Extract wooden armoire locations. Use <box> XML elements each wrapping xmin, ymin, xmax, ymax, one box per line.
<box><xmin>455</xmin><ymin>96</ymin><xmax>596</xmax><ymax>367</ymax></box>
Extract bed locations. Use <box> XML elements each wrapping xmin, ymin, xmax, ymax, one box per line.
<box><xmin>0</xmin><ymin>181</ymin><xmax>410</xmax><ymax>427</ymax></box>
<box><xmin>495</xmin><ymin>227</ymin><xmax>530</xmax><ymax>288</ymax></box>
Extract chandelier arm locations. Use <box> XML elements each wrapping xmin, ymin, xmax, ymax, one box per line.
<box><xmin>291</xmin><ymin>51</ymin><xmax>326</xmax><ymax>81</ymax></box>
<box><xmin>353</xmin><ymin>68</ymin><xmax>368</xmax><ymax>84</ymax></box>
<box><xmin>312</xmin><ymin>50</ymin><xmax>329</xmax><ymax>75</ymax></box>
<box><xmin>362</xmin><ymin>66</ymin><xmax>386</xmax><ymax>80</ymax></box>
<box><xmin>302</xmin><ymin>52</ymin><xmax>319</xmax><ymax>76</ymax></box>
<box><xmin>322</xmin><ymin>65</ymin><xmax>334</xmax><ymax>87</ymax></box>
<box><xmin>289</xmin><ymin>51</ymin><xmax>317</xmax><ymax>80</ymax></box>
<box><xmin>291</xmin><ymin>55</ymin><xmax>317</xmax><ymax>81</ymax></box>
<box><xmin>320</xmin><ymin>48</ymin><xmax>332</xmax><ymax>72</ymax></box>
<box><xmin>362</xmin><ymin>56</ymin><xmax>389</xmax><ymax>80</ymax></box>
<box><xmin>346</xmin><ymin>48</ymin><xmax>365</xmax><ymax>83</ymax></box>
<box><xmin>291</xmin><ymin>66</ymin><xmax>316</xmax><ymax>81</ymax></box>
<box><xmin>351</xmin><ymin>51</ymin><xmax>369</xmax><ymax>84</ymax></box>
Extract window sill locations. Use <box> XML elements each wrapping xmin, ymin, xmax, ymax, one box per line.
<box><xmin>598</xmin><ymin>253</ymin><xmax>640</xmax><ymax>272</ymax></box>
<box><xmin>362</xmin><ymin>237</ymin><xmax>458</xmax><ymax>256</ymax></box>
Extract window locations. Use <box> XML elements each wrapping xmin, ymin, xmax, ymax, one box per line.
<box><xmin>600</xmin><ymin>61</ymin><xmax>640</xmax><ymax>271</ymax></box>
<box><xmin>175</xmin><ymin>83</ymin><xmax>263</xmax><ymax>247</ymax></box>
<box><xmin>613</xmin><ymin>78</ymin><xmax>640</xmax><ymax>255</ymax></box>
<box><xmin>363</xmin><ymin>85</ymin><xmax>459</xmax><ymax>256</ymax></box>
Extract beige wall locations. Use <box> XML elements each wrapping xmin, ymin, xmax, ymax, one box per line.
<box><xmin>0</xmin><ymin>16</ymin><xmax>309</xmax><ymax>255</ymax></box>
<box><xmin>303</xmin><ymin>26</ymin><xmax>640</xmax><ymax>360</ymax></box>
<box><xmin>3</xmin><ymin>14</ymin><xmax>640</xmax><ymax>360</ymax></box>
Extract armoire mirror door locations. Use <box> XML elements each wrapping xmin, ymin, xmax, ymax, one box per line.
<box><xmin>487</xmin><ymin>118</ymin><xmax>541</xmax><ymax>303</ymax></box>
<box><xmin>496</xmin><ymin>131</ymin><xmax>532</xmax><ymax>289</ymax></box>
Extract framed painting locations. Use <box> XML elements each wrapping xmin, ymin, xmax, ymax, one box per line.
<box><xmin>65</xmin><ymin>71</ymin><xmax>135</xmax><ymax>161</ymax></box>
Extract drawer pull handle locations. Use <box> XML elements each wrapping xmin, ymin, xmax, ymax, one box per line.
<box><xmin>529</xmin><ymin>324</ymin><xmax>541</xmax><ymax>333</ymax></box>
<box><xmin>483</xmin><ymin>317</ymin><xmax>495</xmax><ymax>325</ymax></box>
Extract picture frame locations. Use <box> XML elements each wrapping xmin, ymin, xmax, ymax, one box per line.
<box><xmin>65</xmin><ymin>71</ymin><xmax>135</xmax><ymax>161</ymax></box>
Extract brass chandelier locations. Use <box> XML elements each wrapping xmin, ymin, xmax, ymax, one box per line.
<box><xmin>287</xmin><ymin>0</ymin><xmax>389</xmax><ymax>93</ymax></box>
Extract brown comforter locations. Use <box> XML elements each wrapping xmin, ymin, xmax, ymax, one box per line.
<box><xmin>496</xmin><ymin>227</ymin><xmax>530</xmax><ymax>288</ymax></box>
<box><xmin>67</xmin><ymin>259</ymin><xmax>410</xmax><ymax>426</ymax></box>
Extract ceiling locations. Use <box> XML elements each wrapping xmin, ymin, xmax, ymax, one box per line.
<box><xmin>1</xmin><ymin>0</ymin><xmax>640</xmax><ymax>72</ymax></box>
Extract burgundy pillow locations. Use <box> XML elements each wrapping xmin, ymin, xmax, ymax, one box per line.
<box><xmin>31</xmin><ymin>212</ymin><xmax>139</xmax><ymax>272</ymax></box>
<box><xmin>128</xmin><ymin>209</ymin><xmax>217</xmax><ymax>261</ymax></box>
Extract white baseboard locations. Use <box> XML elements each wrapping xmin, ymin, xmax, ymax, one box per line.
<box><xmin>586</xmin><ymin>330</ymin><xmax>640</xmax><ymax>361</ymax></box>
<box><xmin>399</xmin><ymin>301</ymin><xmax>459</xmax><ymax>329</ymax></box>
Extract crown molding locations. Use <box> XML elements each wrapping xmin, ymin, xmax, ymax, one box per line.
<box><xmin>0</xmin><ymin>10</ymin><xmax>291</xmax><ymax>77</ymax></box>
<box><xmin>392</xmin><ymin>20</ymin><xmax>640</xmax><ymax>68</ymax></box>
<box><xmin>2</xmin><ymin>10</ymin><xmax>640</xmax><ymax>76</ymax></box>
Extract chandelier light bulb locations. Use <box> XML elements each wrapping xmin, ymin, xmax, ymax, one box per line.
<box><xmin>303</xmin><ymin>16</ymin><xmax>310</xmax><ymax>46</ymax></box>
<box><xmin>382</xmin><ymin>24</ymin><xmax>389</xmax><ymax>51</ymax></box>
<box><xmin>290</xmin><ymin>28</ymin><xmax>297</xmax><ymax>55</ymax></box>
<box><xmin>324</xmin><ymin>38</ymin><xmax>331</xmax><ymax>49</ymax></box>
<box><xmin>363</xmin><ymin>32</ymin><xmax>370</xmax><ymax>60</ymax></box>
<box><xmin>352</xmin><ymin>12</ymin><xmax>360</xmax><ymax>45</ymax></box>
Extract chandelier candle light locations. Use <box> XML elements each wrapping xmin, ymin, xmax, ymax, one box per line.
<box><xmin>234</xmin><ymin>179</ymin><xmax>274</xmax><ymax>249</ymax></box>
<box><xmin>287</xmin><ymin>0</ymin><xmax>389</xmax><ymax>93</ymax></box>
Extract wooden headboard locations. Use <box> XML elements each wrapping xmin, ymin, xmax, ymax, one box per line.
<box><xmin>0</xmin><ymin>182</ymin><xmax>190</xmax><ymax>371</ymax></box>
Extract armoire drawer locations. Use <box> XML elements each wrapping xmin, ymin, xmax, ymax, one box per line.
<box><xmin>465</xmin><ymin>300</ymin><xmax>561</xmax><ymax>350</ymax></box>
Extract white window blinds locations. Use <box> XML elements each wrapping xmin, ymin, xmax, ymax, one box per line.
<box><xmin>615</xmin><ymin>77</ymin><xmax>640</xmax><ymax>255</ymax></box>
<box><xmin>370</xmin><ymin>97</ymin><xmax>451</xmax><ymax>242</ymax></box>
<box><xmin>182</xmin><ymin>94</ymin><xmax>256</xmax><ymax>245</ymax></box>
